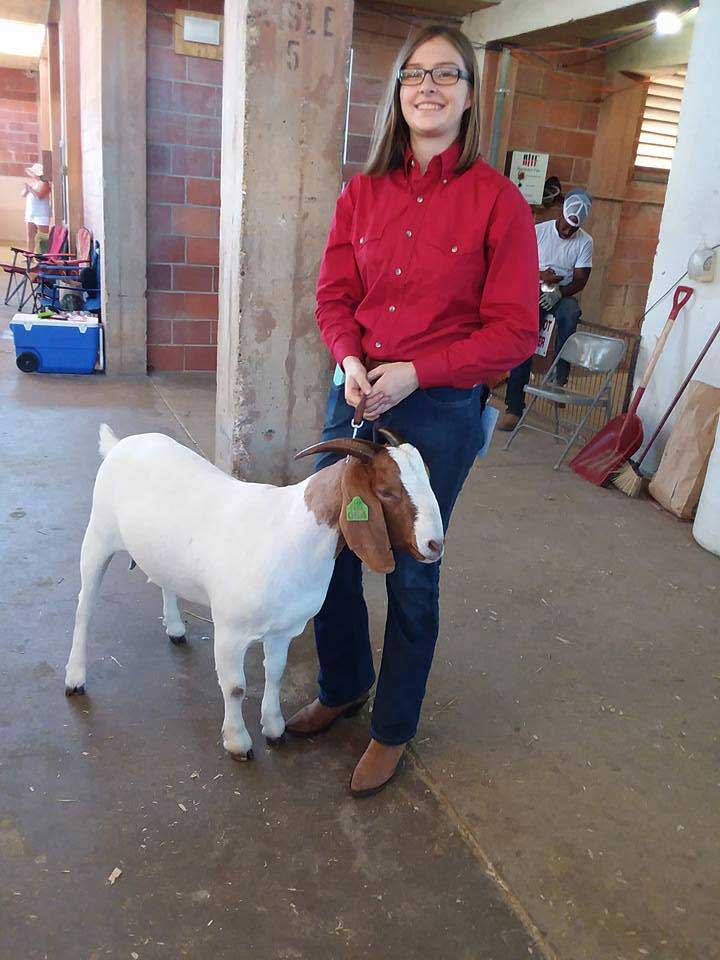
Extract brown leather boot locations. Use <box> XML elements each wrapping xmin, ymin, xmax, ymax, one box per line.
<box><xmin>497</xmin><ymin>411</ymin><xmax>520</xmax><ymax>432</ymax></box>
<box><xmin>285</xmin><ymin>695</ymin><xmax>369</xmax><ymax>738</ymax></box>
<box><xmin>350</xmin><ymin>739</ymin><xmax>405</xmax><ymax>798</ymax></box>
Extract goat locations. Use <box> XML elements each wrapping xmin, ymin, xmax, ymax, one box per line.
<box><xmin>65</xmin><ymin>424</ymin><xmax>444</xmax><ymax>760</ymax></box>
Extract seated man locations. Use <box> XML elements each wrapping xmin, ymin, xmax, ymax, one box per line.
<box><xmin>499</xmin><ymin>189</ymin><xmax>593</xmax><ymax>431</ymax></box>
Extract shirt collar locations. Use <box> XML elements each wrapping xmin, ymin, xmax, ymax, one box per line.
<box><xmin>403</xmin><ymin>140</ymin><xmax>463</xmax><ymax>180</ymax></box>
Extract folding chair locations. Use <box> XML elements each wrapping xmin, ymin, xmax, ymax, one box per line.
<box><xmin>1</xmin><ymin>225</ymin><xmax>69</xmax><ymax>309</ymax></box>
<box><xmin>37</xmin><ymin>241</ymin><xmax>102</xmax><ymax>316</ymax></box>
<box><xmin>503</xmin><ymin>332</ymin><xmax>626</xmax><ymax>469</ymax></box>
<box><xmin>33</xmin><ymin>228</ymin><xmax>94</xmax><ymax>311</ymax></box>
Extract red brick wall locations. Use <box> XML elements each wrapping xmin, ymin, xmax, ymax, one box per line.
<box><xmin>601</xmin><ymin>198</ymin><xmax>664</xmax><ymax>331</ymax></box>
<box><xmin>146</xmin><ymin>0</ymin><xmax>223</xmax><ymax>373</ymax></box>
<box><xmin>0</xmin><ymin>68</ymin><xmax>39</xmax><ymax>177</ymax></box>
<box><xmin>343</xmin><ymin>8</ymin><xmax>410</xmax><ymax>182</ymax></box>
<box><xmin>508</xmin><ymin>52</ymin><xmax>604</xmax><ymax>191</ymax></box>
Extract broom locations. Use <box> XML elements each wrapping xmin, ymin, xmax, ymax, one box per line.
<box><xmin>613</xmin><ymin>316</ymin><xmax>720</xmax><ymax>496</ymax></box>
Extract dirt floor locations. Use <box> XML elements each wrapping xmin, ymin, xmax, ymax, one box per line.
<box><xmin>1</xmin><ymin>302</ymin><xmax>718</xmax><ymax>960</ymax></box>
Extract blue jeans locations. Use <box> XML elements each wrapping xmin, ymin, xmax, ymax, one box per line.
<box><xmin>313</xmin><ymin>382</ymin><xmax>487</xmax><ymax>745</ymax></box>
<box><xmin>505</xmin><ymin>297</ymin><xmax>582</xmax><ymax>415</ymax></box>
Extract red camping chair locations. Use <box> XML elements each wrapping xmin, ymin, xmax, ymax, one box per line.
<box><xmin>35</xmin><ymin>229</ymin><xmax>95</xmax><ymax>309</ymax></box>
<box><xmin>40</xmin><ymin>226</ymin><xmax>92</xmax><ymax>268</ymax></box>
<box><xmin>31</xmin><ymin>227</ymin><xmax>94</xmax><ymax>310</ymax></box>
<box><xmin>2</xmin><ymin>225</ymin><xmax>69</xmax><ymax>310</ymax></box>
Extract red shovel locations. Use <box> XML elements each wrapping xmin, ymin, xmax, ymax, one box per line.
<box><xmin>570</xmin><ymin>285</ymin><xmax>694</xmax><ymax>485</ymax></box>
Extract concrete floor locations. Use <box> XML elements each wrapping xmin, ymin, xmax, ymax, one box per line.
<box><xmin>1</xmin><ymin>302</ymin><xmax>718</xmax><ymax>960</ymax></box>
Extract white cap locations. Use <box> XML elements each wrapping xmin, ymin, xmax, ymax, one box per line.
<box><xmin>563</xmin><ymin>189</ymin><xmax>592</xmax><ymax>227</ymax></box>
<box><xmin>26</xmin><ymin>162</ymin><xmax>44</xmax><ymax>177</ymax></box>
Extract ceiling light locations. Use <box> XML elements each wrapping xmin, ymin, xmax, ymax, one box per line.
<box><xmin>0</xmin><ymin>19</ymin><xmax>46</xmax><ymax>59</ymax></box>
<box><xmin>655</xmin><ymin>10</ymin><xmax>683</xmax><ymax>34</ymax></box>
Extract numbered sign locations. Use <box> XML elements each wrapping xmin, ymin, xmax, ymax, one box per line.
<box><xmin>535</xmin><ymin>315</ymin><xmax>555</xmax><ymax>358</ymax></box>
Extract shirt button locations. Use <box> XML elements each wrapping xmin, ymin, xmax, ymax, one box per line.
<box><xmin>375</xmin><ymin>341</ymin><xmax>382</xmax><ymax>349</ymax></box>
<box><xmin>451</xmin><ymin>245</ymin><xmax>458</xmax><ymax>253</ymax></box>
<box><xmin>389</xmin><ymin>305</ymin><xmax>396</xmax><ymax>313</ymax></box>
<box><xmin>417</xmin><ymin>195</ymin><xmax>424</xmax><ymax>203</ymax></box>
<box><xmin>394</xmin><ymin>267</ymin><xmax>402</xmax><ymax>276</ymax></box>
<box><xmin>410</xmin><ymin>160</ymin><xmax>415</xmax><ymax>167</ymax></box>
<box><xmin>442</xmin><ymin>178</ymin><xmax>448</xmax><ymax>185</ymax></box>
<box><xmin>405</xmin><ymin>229</ymin><xmax>412</xmax><ymax>238</ymax></box>
<box><xmin>359</xmin><ymin>236</ymin><xmax>365</xmax><ymax>245</ymax></box>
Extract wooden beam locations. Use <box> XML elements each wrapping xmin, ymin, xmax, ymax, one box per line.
<box><xmin>588</xmin><ymin>72</ymin><xmax>647</xmax><ymax>200</ymax></box>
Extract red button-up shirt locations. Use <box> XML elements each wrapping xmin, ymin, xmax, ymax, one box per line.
<box><xmin>315</xmin><ymin>142</ymin><xmax>539</xmax><ymax>389</ymax></box>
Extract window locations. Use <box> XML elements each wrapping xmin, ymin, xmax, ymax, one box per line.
<box><xmin>634</xmin><ymin>70</ymin><xmax>686</xmax><ymax>175</ymax></box>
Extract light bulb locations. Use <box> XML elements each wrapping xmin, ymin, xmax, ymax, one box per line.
<box><xmin>655</xmin><ymin>10</ymin><xmax>683</xmax><ymax>35</ymax></box>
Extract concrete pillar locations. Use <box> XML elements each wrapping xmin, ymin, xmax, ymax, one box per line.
<box><xmin>47</xmin><ymin>23</ymin><xmax>64</xmax><ymax>227</ymax></box>
<box><xmin>59</xmin><ymin>0</ymin><xmax>83</xmax><ymax>237</ymax></box>
<box><xmin>216</xmin><ymin>1</ymin><xmax>353</xmax><ymax>483</ymax></box>
<box><xmin>98</xmin><ymin>0</ymin><xmax>147</xmax><ymax>374</ymax></box>
<box><xmin>75</xmin><ymin>0</ymin><xmax>147</xmax><ymax>374</ymax></box>
<box><xmin>636</xmin><ymin>0</ymin><xmax>720</xmax><ymax>471</ymax></box>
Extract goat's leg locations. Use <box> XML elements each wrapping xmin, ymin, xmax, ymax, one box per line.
<box><xmin>65</xmin><ymin>525</ymin><xmax>115</xmax><ymax>695</ymax></box>
<box><xmin>261</xmin><ymin>635</ymin><xmax>291</xmax><ymax>745</ymax></box>
<box><xmin>214</xmin><ymin>625</ymin><xmax>254</xmax><ymax>761</ymax></box>
<box><xmin>162</xmin><ymin>588</ymin><xmax>186</xmax><ymax>644</ymax></box>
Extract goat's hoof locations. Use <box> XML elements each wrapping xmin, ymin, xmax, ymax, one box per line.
<box><xmin>168</xmin><ymin>634</ymin><xmax>187</xmax><ymax>645</ymax></box>
<box><xmin>265</xmin><ymin>733</ymin><xmax>286</xmax><ymax>748</ymax></box>
<box><xmin>230</xmin><ymin>748</ymin><xmax>254</xmax><ymax>762</ymax></box>
<box><xmin>65</xmin><ymin>684</ymin><xmax>85</xmax><ymax>696</ymax></box>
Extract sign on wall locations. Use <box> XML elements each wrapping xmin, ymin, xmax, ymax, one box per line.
<box><xmin>174</xmin><ymin>9</ymin><xmax>224</xmax><ymax>60</ymax></box>
<box><xmin>505</xmin><ymin>150</ymin><xmax>550</xmax><ymax>206</ymax></box>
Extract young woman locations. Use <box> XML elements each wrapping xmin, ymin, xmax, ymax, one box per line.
<box><xmin>21</xmin><ymin>163</ymin><xmax>52</xmax><ymax>251</ymax></box>
<box><xmin>286</xmin><ymin>25</ymin><xmax>539</xmax><ymax>796</ymax></box>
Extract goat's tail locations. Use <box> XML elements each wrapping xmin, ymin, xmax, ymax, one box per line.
<box><xmin>98</xmin><ymin>423</ymin><xmax>120</xmax><ymax>459</ymax></box>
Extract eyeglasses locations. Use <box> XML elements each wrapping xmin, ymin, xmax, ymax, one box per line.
<box><xmin>398</xmin><ymin>66</ymin><xmax>472</xmax><ymax>87</ymax></box>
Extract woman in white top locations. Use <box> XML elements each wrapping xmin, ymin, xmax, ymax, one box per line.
<box><xmin>21</xmin><ymin>163</ymin><xmax>52</xmax><ymax>251</ymax></box>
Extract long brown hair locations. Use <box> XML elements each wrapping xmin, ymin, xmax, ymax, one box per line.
<box><xmin>364</xmin><ymin>25</ymin><xmax>482</xmax><ymax>178</ymax></box>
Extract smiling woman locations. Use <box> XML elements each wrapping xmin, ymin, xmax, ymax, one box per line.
<box><xmin>366</xmin><ymin>28</ymin><xmax>481</xmax><ymax>177</ymax></box>
<box><xmin>288</xmin><ymin>26</ymin><xmax>540</xmax><ymax>798</ymax></box>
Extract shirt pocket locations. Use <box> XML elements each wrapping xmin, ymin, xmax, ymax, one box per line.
<box><xmin>351</xmin><ymin>219</ymin><xmax>387</xmax><ymax>280</ymax></box>
<box><xmin>420</xmin><ymin>230</ymin><xmax>486</xmax><ymax>294</ymax></box>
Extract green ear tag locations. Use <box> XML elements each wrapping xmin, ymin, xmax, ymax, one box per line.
<box><xmin>346</xmin><ymin>496</ymin><xmax>369</xmax><ymax>522</ymax></box>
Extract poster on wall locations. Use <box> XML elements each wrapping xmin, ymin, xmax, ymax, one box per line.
<box><xmin>505</xmin><ymin>150</ymin><xmax>550</xmax><ymax>206</ymax></box>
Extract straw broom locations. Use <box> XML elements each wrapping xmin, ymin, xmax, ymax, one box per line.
<box><xmin>611</xmin><ymin>457</ymin><xmax>646</xmax><ymax>497</ymax></box>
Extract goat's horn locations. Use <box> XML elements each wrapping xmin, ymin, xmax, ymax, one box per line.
<box><xmin>294</xmin><ymin>438</ymin><xmax>380</xmax><ymax>463</ymax></box>
<box><xmin>376</xmin><ymin>427</ymin><xmax>404</xmax><ymax>447</ymax></box>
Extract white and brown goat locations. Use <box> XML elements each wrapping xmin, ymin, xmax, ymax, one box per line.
<box><xmin>65</xmin><ymin>424</ymin><xmax>443</xmax><ymax>759</ymax></box>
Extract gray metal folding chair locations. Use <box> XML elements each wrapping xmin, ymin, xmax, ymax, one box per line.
<box><xmin>503</xmin><ymin>332</ymin><xmax>627</xmax><ymax>469</ymax></box>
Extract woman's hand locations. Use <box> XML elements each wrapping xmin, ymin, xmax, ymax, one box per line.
<box><xmin>364</xmin><ymin>362</ymin><xmax>419</xmax><ymax>420</ymax></box>
<box><xmin>342</xmin><ymin>355</ymin><xmax>372</xmax><ymax>409</ymax></box>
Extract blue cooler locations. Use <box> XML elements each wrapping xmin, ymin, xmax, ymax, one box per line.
<box><xmin>10</xmin><ymin>314</ymin><xmax>101</xmax><ymax>375</ymax></box>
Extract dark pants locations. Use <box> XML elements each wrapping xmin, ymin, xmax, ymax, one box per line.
<box><xmin>505</xmin><ymin>297</ymin><xmax>582</xmax><ymax>415</ymax></box>
<box><xmin>313</xmin><ymin>382</ymin><xmax>487</xmax><ymax>745</ymax></box>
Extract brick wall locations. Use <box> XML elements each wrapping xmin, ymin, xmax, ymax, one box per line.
<box><xmin>505</xmin><ymin>54</ymin><xmax>666</xmax><ymax>335</ymax></box>
<box><xmin>343</xmin><ymin>8</ymin><xmax>410</xmax><ymax>182</ymax></box>
<box><xmin>0</xmin><ymin>68</ymin><xmax>39</xmax><ymax>177</ymax></box>
<box><xmin>507</xmin><ymin>52</ymin><xmax>604</xmax><ymax>192</ymax></box>
<box><xmin>146</xmin><ymin>0</ymin><xmax>223</xmax><ymax>373</ymax></box>
<box><xmin>600</xmin><ymin>198</ymin><xmax>664</xmax><ymax>331</ymax></box>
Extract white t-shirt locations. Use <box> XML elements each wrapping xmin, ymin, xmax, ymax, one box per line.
<box><xmin>535</xmin><ymin>219</ymin><xmax>593</xmax><ymax>285</ymax></box>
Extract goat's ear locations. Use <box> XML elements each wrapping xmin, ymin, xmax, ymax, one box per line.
<box><xmin>339</xmin><ymin>460</ymin><xmax>394</xmax><ymax>574</ymax></box>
